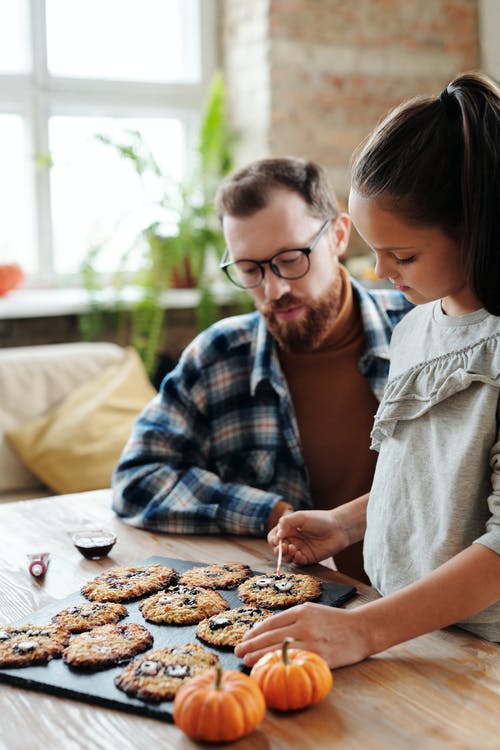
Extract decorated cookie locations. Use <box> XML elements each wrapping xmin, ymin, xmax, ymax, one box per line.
<box><xmin>0</xmin><ymin>624</ymin><xmax>70</xmax><ymax>668</ymax></box>
<box><xmin>62</xmin><ymin>622</ymin><xmax>153</xmax><ymax>670</ymax></box>
<box><xmin>196</xmin><ymin>606</ymin><xmax>272</xmax><ymax>648</ymax></box>
<box><xmin>81</xmin><ymin>564</ymin><xmax>177</xmax><ymax>603</ymax></box>
<box><xmin>114</xmin><ymin>643</ymin><xmax>219</xmax><ymax>702</ymax></box>
<box><xmin>51</xmin><ymin>601</ymin><xmax>128</xmax><ymax>632</ymax></box>
<box><xmin>139</xmin><ymin>585</ymin><xmax>229</xmax><ymax>625</ymax></box>
<box><xmin>178</xmin><ymin>562</ymin><xmax>252</xmax><ymax>590</ymax></box>
<box><xmin>237</xmin><ymin>572</ymin><xmax>322</xmax><ymax>609</ymax></box>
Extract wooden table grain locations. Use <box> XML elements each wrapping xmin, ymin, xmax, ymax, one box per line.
<box><xmin>0</xmin><ymin>490</ymin><xmax>499</xmax><ymax>750</ymax></box>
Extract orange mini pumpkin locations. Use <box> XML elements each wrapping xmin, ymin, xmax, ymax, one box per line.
<box><xmin>173</xmin><ymin>661</ymin><xmax>266</xmax><ymax>743</ymax></box>
<box><xmin>250</xmin><ymin>636</ymin><xmax>333</xmax><ymax>711</ymax></box>
<box><xmin>0</xmin><ymin>263</ymin><xmax>24</xmax><ymax>296</ymax></box>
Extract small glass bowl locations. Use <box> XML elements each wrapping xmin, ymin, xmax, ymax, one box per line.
<box><xmin>71</xmin><ymin>529</ymin><xmax>117</xmax><ymax>560</ymax></box>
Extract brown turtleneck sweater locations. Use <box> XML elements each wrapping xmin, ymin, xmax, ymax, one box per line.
<box><xmin>278</xmin><ymin>265</ymin><xmax>379</xmax><ymax>582</ymax></box>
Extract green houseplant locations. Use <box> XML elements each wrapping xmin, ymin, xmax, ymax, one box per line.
<box><xmin>80</xmin><ymin>71</ymin><xmax>240</xmax><ymax>374</ymax></box>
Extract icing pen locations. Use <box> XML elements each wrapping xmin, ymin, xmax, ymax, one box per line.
<box><xmin>27</xmin><ymin>553</ymin><xmax>50</xmax><ymax>578</ymax></box>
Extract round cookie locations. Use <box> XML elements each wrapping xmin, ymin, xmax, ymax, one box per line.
<box><xmin>0</xmin><ymin>624</ymin><xmax>71</xmax><ymax>668</ymax></box>
<box><xmin>196</xmin><ymin>606</ymin><xmax>272</xmax><ymax>648</ymax></box>
<box><xmin>81</xmin><ymin>563</ymin><xmax>177</xmax><ymax>603</ymax></box>
<box><xmin>115</xmin><ymin>643</ymin><xmax>219</xmax><ymax>702</ymax></box>
<box><xmin>237</xmin><ymin>572</ymin><xmax>322</xmax><ymax>609</ymax></box>
<box><xmin>178</xmin><ymin>562</ymin><xmax>252</xmax><ymax>590</ymax></box>
<box><xmin>62</xmin><ymin>622</ymin><xmax>153</xmax><ymax>670</ymax></box>
<box><xmin>139</xmin><ymin>585</ymin><xmax>229</xmax><ymax>625</ymax></box>
<box><xmin>52</xmin><ymin>601</ymin><xmax>127</xmax><ymax>632</ymax></box>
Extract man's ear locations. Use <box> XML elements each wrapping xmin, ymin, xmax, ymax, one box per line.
<box><xmin>330</xmin><ymin>212</ymin><xmax>351</xmax><ymax>258</ymax></box>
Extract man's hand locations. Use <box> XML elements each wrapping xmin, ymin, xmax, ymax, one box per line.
<box><xmin>265</xmin><ymin>500</ymin><xmax>293</xmax><ymax>534</ymax></box>
<box><xmin>267</xmin><ymin>509</ymin><xmax>349</xmax><ymax>565</ymax></box>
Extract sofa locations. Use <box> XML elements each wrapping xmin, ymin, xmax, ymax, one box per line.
<box><xmin>0</xmin><ymin>341</ymin><xmax>156</xmax><ymax>503</ymax></box>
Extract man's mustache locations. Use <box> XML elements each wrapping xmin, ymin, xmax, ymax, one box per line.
<box><xmin>260</xmin><ymin>294</ymin><xmax>302</xmax><ymax>316</ymax></box>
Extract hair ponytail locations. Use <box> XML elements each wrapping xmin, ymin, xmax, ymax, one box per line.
<box><xmin>448</xmin><ymin>75</ymin><xmax>500</xmax><ymax>314</ymax></box>
<box><xmin>351</xmin><ymin>72</ymin><xmax>500</xmax><ymax>315</ymax></box>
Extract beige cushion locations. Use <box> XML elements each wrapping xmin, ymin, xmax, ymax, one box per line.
<box><xmin>6</xmin><ymin>347</ymin><xmax>156</xmax><ymax>494</ymax></box>
<box><xmin>0</xmin><ymin>342</ymin><xmax>125</xmax><ymax>493</ymax></box>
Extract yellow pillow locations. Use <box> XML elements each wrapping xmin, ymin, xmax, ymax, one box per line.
<box><xmin>6</xmin><ymin>347</ymin><xmax>157</xmax><ymax>494</ymax></box>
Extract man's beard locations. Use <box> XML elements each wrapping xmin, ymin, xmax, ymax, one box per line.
<box><xmin>257</xmin><ymin>278</ymin><xmax>343</xmax><ymax>353</ymax></box>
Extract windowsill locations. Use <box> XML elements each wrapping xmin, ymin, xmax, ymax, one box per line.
<box><xmin>0</xmin><ymin>279</ymin><xmax>386</xmax><ymax>321</ymax></box>
<box><xmin>0</xmin><ymin>285</ymin><xmax>237</xmax><ymax>320</ymax></box>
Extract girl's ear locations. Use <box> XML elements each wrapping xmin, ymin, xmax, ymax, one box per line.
<box><xmin>330</xmin><ymin>212</ymin><xmax>351</xmax><ymax>258</ymax></box>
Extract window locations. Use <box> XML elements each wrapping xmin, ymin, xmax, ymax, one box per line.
<box><xmin>0</xmin><ymin>0</ymin><xmax>216</xmax><ymax>286</ymax></box>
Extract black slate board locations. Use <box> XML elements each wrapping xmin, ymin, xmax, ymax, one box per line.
<box><xmin>0</xmin><ymin>556</ymin><xmax>356</xmax><ymax>721</ymax></box>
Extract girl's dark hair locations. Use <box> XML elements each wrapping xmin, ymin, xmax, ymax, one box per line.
<box><xmin>215</xmin><ymin>157</ymin><xmax>339</xmax><ymax>222</ymax></box>
<box><xmin>351</xmin><ymin>72</ymin><xmax>500</xmax><ymax>315</ymax></box>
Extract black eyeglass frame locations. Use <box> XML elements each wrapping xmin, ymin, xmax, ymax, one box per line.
<box><xmin>219</xmin><ymin>218</ymin><xmax>333</xmax><ymax>289</ymax></box>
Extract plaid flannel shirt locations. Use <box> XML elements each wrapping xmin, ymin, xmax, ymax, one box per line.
<box><xmin>112</xmin><ymin>279</ymin><xmax>412</xmax><ymax>536</ymax></box>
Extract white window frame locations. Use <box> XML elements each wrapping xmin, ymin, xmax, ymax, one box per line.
<box><xmin>0</xmin><ymin>0</ymin><xmax>217</xmax><ymax>288</ymax></box>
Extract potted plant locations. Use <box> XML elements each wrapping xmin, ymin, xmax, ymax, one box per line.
<box><xmin>80</xmin><ymin>71</ymin><xmax>241</xmax><ymax>375</ymax></box>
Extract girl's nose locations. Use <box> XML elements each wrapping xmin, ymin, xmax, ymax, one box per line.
<box><xmin>373</xmin><ymin>253</ymin><xmax>393</xmax><ymax>281</ymax></box>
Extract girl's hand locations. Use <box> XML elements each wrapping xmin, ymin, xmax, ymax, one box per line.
<box><xmin>267</xmin><ymin>509</ymin><xmax>349</xmax><ymax>565</ymax></box>
<box><xmin>234</xmin><ymin>602</ymin><xmax>370</xmax><ymax>669</ymax></box>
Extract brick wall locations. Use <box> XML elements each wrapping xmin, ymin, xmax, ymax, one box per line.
<box><xmin>221</xmin><ymin>0</ymin><xmax>271</xmax><ymax>165</ymax></box>
<box><xmin>221</xmin><ymin>0</ymin><xmax>481</xmax><ymax>253</ymax></box>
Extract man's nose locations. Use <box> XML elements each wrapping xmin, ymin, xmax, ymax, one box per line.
<box><xmin>261</xmin><ymin>268</ymin><xmax>292</xmax><ymax>299</ymax></box>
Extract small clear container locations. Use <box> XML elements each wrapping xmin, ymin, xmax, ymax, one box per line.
<box><xmin>71</xmin><ymin>529</ymin><xmax>117</xmax><ymax>560</ymax></box>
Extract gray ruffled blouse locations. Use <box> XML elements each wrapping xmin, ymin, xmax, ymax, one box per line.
<box><xmin>364</xmin><ymin>301</ymin><xmax>500</xmax><ymax>641</ymax></box>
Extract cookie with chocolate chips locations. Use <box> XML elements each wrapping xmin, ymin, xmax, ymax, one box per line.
<box><xmin>81</xmin><ymin>564</ymin><xmax>177</xmax><ymax>602</ymax></box>
<box><xmin>0</xmin><ymin>624</ymin><xmax>71</xmax><ymax>668</ymax></box>
<box><xmin>237</xmin><ymin>572</ymin><xmax>322</xmax><ymax>609</ymax></box>
<box><xmin>178</xmin><ymin>562</ymin><xmax>252</xmax><ymax>590</ymax></box>
<box><xmin>196</xmin><ymin>606</ymin><xmax>272</xmax><ymax>648</ymax></box>
<box><xmin>51</xmin><ymin>601</ymin><xmax>128</xmax><ymax>632</ymax></box>
<box><xmin>139</xmin><ymin>585</ymin><xmax>229</xmax><ymax>625</ymax></box>
<box><xmin>114</xmin><ymin>643</ymin><xmax>218</xmax><ymax>702</ymax></box>
<box><xmin>62</xmin><ymin>622</ymin><xmax>153</xmax><ymax>670</ymax></box>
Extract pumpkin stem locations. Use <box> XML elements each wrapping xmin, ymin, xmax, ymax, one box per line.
<box><xmin>214</xmin><ymin>660</ymin><xmax>223</xmax><ymax>689</ymax></box>
<box><xmin>282</xmin><ymin>636</ymin><xmax>294</xmax><ymax>665</ymax></box>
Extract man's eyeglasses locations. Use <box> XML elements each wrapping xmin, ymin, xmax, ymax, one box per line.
<box><xmin>220</xmin><ymin>218</ymin><xmax>333</xmax><ymax>289</ymax></box>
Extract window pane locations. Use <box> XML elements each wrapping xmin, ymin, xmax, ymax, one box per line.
<box><xmin>0</xmin><ymin>115</ymin><xmax>33</xmax><ymax>271</ymax></box>
<box><xmin>0</xmin><ymin>0</ymin><xmax>29</xmax><ymax>72</ymax></box>
<box><xmin>46</xmin><ymin>0</ymin><xmax>200</xmax><ymax>82</ymax></box>
<box><xmin>49</xmin><ymin>116</ymin><xmax>185</xmax><ymax>276</ymax></box>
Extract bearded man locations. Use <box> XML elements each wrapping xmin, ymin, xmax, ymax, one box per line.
<box><xmin>112</xmin><ymin>157</ymin><xmax>412</xmax><ymax>581</ymax></box>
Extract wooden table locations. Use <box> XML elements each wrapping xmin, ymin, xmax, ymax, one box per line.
<box><xmin>0</xmin><ymin>491</ymin><xmax>499</xmax><ymax>750</ymax></box>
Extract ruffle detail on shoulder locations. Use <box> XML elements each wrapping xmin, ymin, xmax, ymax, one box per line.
<box><xmin>371</xmin><ymin>333</ymin><xmax>500</xmax><ymax>450</ymax></box>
